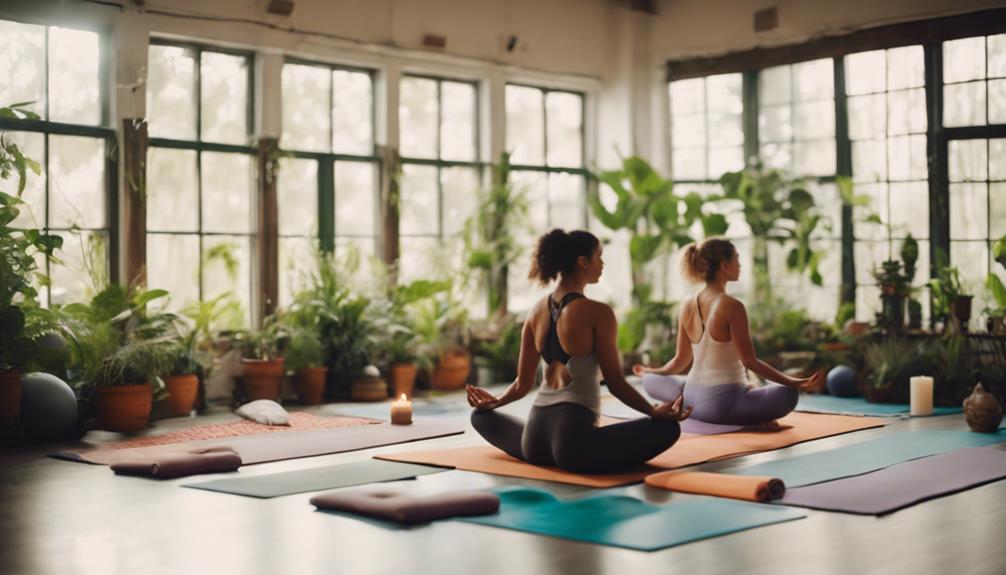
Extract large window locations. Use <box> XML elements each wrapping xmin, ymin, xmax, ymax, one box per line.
<box><xmin>669</xmin><ymin>73</ymin><xmax>744</xmax><ymax>180</ymax></box>
<box><xmin>397</xmin><ymin>75</ymin><xmax>481</xmax><ymax>285</ymax></box>
<box><xmin>504</xmin><ymin>84</ymin><xmax>588</xmax><ymax>310</ymax></box>
<box><xmin>759</xmin><ymin>59</ymin><xmax>836</xmax><ymax>177</ymax></box>
<box><xmin>145</xmin><ymin>42</ymin><xmax>255</xmax><ymax>327</ymax></box>
<box><xmin>0</xmin><ymin>19</ymin><xmax>112</xmax><ymax>306</ymax></box>
<box><xmin>944</xmin><ymin>34</ymin><xmax>1006</xmax><ymax>328</ymax></box>
<box><xmin>278</xmin><ymin>61</ymin><xmax>378</xmax><ymax>305</ymax></box>
<box><xmin>845</xmin><ymin>46</ymin><xmax>930</xmax><ymax>320</ymax></box>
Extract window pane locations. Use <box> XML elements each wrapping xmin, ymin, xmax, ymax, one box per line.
<box><xmin>944</xmin><ymin>81</ymin><xmax>986</xmax><ymax>127</ymax></box>
<box><xmin>990</xmin><ymin>34</ymin><xmax>1006</xmax><ymax>78</ymax></box>
<box><xmin>794</xmin><ymin>100</ymin><xmax>834</xmax><ymax>139</ymax></box>
<box><xmin>281</xmin><ymin>63</ymin><xmax>330</xmax><ymax>152</ymax></box>
<box><xmin>147</xmin><ymin>45</ymin><xmax>197</xmax><ymax>140</ymax></box>
<box><xmin>6</xmin><ymin>132</ymin><xmax>45</xmax><ymax>229</ymax></box>
<box><xmin>335</xmin><ymin>236</ymin><xmax>376</xmax><ymax>281</ymax></box>
<box><xmin>399</xmin><ymin>77</ymin><xmax>437</xmax><ymax>159</ymax></box>
<box><xmin>440</xmin><ymin>81</ymin><xmax>476</xmax><ymax>162</ymax></box>
<box><xmin>887</xmin><ymin>88</ymin><xmax>927</xmax><ymax>135</ymax></box>
<box><xmin>887</xmin><ymin>135</ymin><xmax>927</xmax><ymax>182</ymax></box>
<box><xmin>546</xmin><ymin>91</ymin><xmax>583</xmax><ymax>167</ymax></box>
<box><xmin>950</xmin><ymin>241</ymin><xmax>988</xmax><ymax>308</ymax></box>
<box><xmin>706</xmin><ymin>74</ymin><xmax>743</xmax><ymax>114</ymax></box>
<box><xmin>670</xmin><ymin>78</ymin><xmax>704</xmax><ymax>116</ymax></box>
<box><xmin>49</xmin><ymin>135</ymin><xmax>105</xmax><ymax>229</ymax></box>
<box><xmin>201</xmin><ymin>152</ymin><xmax>253</xmax><ymax>234</ymax></box>
<box><xmin>147</xmin><ymin>148</ymin><xmax>199</xmax><ymax>232</ymax></box>
<box><xmin>760</xmin><ymin>142</ymin><xmax>792</xmax><ymax>171</ymax></box>
<box><xmin>759</xmin><ymin>66</ymin><xmax>791</xmax><ymax>106</ymax></box>
<box><xmin>147</xmin><ymin>233</ymin><xmax>200</xmax><ymax>311</ymax></box>
<box><xmin>845</xmin><ymin>51</ymin><xmax>886</xmax><ymax>95</ymax></box>
<box><xmin>708</xmin><ymin>146</ymin><xmax>744</xmax><ymax>178</ymax></box>
<box><xmin>708</xmin><ymin>113</ymin><xmax>742</xmax><ymax>146</ymax></box>
<box><xmin>277</xmin><ymin>157</ymin><xmax>318</xmax><ymax>236</ymax></box>
<box><xmin>990</xmin><ymin>182</ymin><xmax>1006</xmax><ymax>238</ymax></box>
<box><xmin>506</xmin><ymin>85</ymin><xmax>544</xmax><ymax>165</ymax></box>
<box><xmin>889</xmin><ymin>181</ymin><xmax>929</xmax><ymax>239</ymax></box>
<box><xmin>511</xmin><ymin>170</ymin><xmax>548</xmax><ymax>232</ymax></box>
<box><xmin>279</xmin><ymin>236</ymin><xmax>315</xmax><ymax>308</ymax></box>
<box><xmin>759</xmin><ymin>105</ymin><xmax>792</xmax><ymax>143</ymax></box>
<box><xmin>794</xmin><ymin>139</ymin><xmax>835</xmax><ymax>177</ymax></box>
<box><xmin>398</xmin><ymin>236</ymin><xmax>440</xmax><ymax>284</ymax></box>
<box><xmin>989</xmin><ymin>79</ymin><xmax>1006</xmax><ymax>125</ymax></box>
<box><xmin>0</xmin><ymin>20</ymin><xmax>45</xmax><ymax>119</ymax></box>
<box><xmin>333</xmin><ymin>70</ymin><xmax>373</xmax><ymax>155</ymax></box>
<box><xmin>441</xmin><ymin>166</ymin><xmax>480</xmax><ymax>236</ymax></box>
<box><xmin>200</xmin><ymin>52</ymin><xmax>249</xmax><ymax>145</ymax></box>
<box><xmin>50</xmin><ymin>231</ymin><xmax>107</xmax><ymax>306</ymax></box>
<box><xmin>949</xmin><ymin>140</ymin><xmax>988</xmax><ymax>183</ymax></box>
<box><xmin>48</xmin><ymin>27</ymin><xmax>100</xmax><ymax>125</ymax></box>
<box><xmin>672</xmin><ymin>114</ymin><xmax>706</xmax><ymax>149</ymax></box>
<box><xmin>203</xmin><ymin>235</ymin><xmax>251</xmax><ymax>329</ymax></box>
<box><xmin>887</xmin><ymin>46</ymin><xmax>925</xmax><ymax>90</ymax></box>
<box><xmin>943</xmin><ymin>37</ymin><xmax>985</xmax><ymax>84</ymax></box>
<box><xmin>949</xmin><ymin>183</ymin><xmax>988</xmax><ymax>240</ymax></box>
<box><xmin>335</xmin><ymin>160</ymin><xmax>377</xmax><ymax>237</ymax></box>
<box><xmin>794</xmin><ymin>59</ymin><xmax>833</xmax><ymax>100</ymax></box>
<box><xmin>854</xmin><ymin>183</ymin><xmax>888</xmax><ymax>240</ymax></box>
<box><xmin>990</xmin><ymin>139</ymin><xmax>1006</xmax><ymax>181</ymax></box>
<box><xmin>548</xmin><ymin>173</ymin><xmax>585</xmax><ymax>230</ymax></box>
<box><xmin>671</xmin><ymin>147</ymin><xmax>706</xmax><ymax>180</ymax></box>
<box><xmin>847</xmin><ymin>94</ymin><xmax>886</xmax><ymax>140</ymax></box>
<box><xmin>855</xmin><ymin>241</ymin><xmax>888</xmax><ymax>285</ymax></box>
<box><xmin>399</xmin><ymin>164</ymin><xmax>438</xmax><ymax>235</ymax></box>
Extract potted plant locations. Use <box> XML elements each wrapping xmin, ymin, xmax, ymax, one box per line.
<box><xmin>983</xmin><ymin>235</ymin><xmax>1006</xmax><ymax>334</ymax></box>
<box><xmin>471</xmin><ymin>314</ymin><xmax>522</xmax><ymax>386</ymax></box>
<box><xmin>378</xmin><ymin>276</ymin><xmax>450</xmax><ymax>398</ymax></box>
<box><xmin>164</xmin><ymin>340</ymin><xmax>200</xmax><ymax>417</ymax></box>
<box><xmin>862</xmin><ymin>337</ymin><xmax>917</xmax><ymax>403</ymax></box>
<box><xmin>92</xmin><ymin>337</ymin><xmax>174</xmax><ymax>432</ymax></box>
<box><xmin>237</xmin><ymin>320</ymin><xmax>285</xmax><ymax>402</ymax></box>
<box><xmin>412</xmin><ymin>286</ymin><xmax>472</xmax><ymax>392</ymax></box>
<box><xmin>283</xmin><ymin>327</ymin><xmax>328</xmax><ymax>405</ymax></box>
<box><xmin>929</xmin><ymin>250</ymin><xmax>973</xmax><ymax>333</ymax></box>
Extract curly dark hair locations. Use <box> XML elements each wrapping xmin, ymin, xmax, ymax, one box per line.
<box><xmin>527</xmin><ymin>228</ymin><xmax>600</xmax><ymax>286</ymax></box>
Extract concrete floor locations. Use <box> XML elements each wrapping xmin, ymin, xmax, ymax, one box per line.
<box><xmin>2</xmin><ymin>388</ymin><xmax>1005</xmax><ymax>575</ymax></box>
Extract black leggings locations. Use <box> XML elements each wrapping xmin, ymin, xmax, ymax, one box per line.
<box><xmin>470</xmin><ymin>402</ymin><xmax>681</xmax><ymax>474</ymax></box>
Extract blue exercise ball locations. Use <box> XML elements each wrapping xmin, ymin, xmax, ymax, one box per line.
<box><xmin>827</xmin><ymin>365</ymin><xmax>859</xmax><ymax>398</ymax></box>
<box><xmin>21</xmin><ymin>372</ymin><xmax>78</xmax><ymax>441</ymax></box>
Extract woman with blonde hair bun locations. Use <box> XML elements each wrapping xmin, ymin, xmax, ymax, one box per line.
<box><xmin>634</xmin><ymin>238</ymin><xmax>821</xmax><ymax>426</ymax></box>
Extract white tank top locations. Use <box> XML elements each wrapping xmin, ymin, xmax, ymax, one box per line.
<box><xmin>533</xmin><ymin>355</ymin><xmax>601</xmax><ymax>415</ymax></box>
<box><xmin>686</xmin><ymin>295</ymin><xmax>747</xmax><ymax>388</ymax></box>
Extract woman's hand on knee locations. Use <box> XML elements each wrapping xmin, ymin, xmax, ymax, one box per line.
<box><xmin>466</xmin><ymin>384</ymin><xmax>500</xmax><ymax>411</ymax></box>
<box><xmin>787</xmin><ymin>370</ymin><xmax>823</xmax><ymax>392</ymax></box>
<box><xmin>651</xmin><ymin>395</ymin><xmax>693</xmax><ymax>422</ymax></box>
<box><xmin>632</xmin><ymin>363</ymin><xmax>651</xmax><ymax>376</ymax></box>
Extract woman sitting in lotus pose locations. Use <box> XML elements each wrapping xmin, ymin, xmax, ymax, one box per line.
<box><xmin>635</xmin><ymin>238</ymin><xmax>821</xmax><ymax>427</ymax></box>
<box><xmin>466</xmin><ymin>228</ymin><xmax>691</xmax><ymax>474</ymax></box>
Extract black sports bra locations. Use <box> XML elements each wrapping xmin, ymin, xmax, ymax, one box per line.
<box><xmin>540</xmin><ymin>292</ymin><xmax>585</xmax><ymax>365</ymax></box>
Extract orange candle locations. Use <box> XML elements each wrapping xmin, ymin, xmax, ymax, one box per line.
<box><xmin>390</xmin><ymin>394</ymin><xmax>413</xmax><ymax>425</ymax></box>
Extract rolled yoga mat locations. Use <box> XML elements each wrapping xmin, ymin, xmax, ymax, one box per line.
<box><xmin>311</xmin><ymin>489</ymin><xmax>501</xmax><ymax>524</ymax></box>
<box><xmin>458</xmin><ymin>486</ymin><xmax>807</xmax><ymax>551</ymax></box>
<box><xmin>644</xmin><ymin>471</ymin><xmax>785</xmax><ymax>502</ymax></box>
<box><xmin>732</xmin><ymin>428</ymin><xmax>1006</xmax><ymax>487</ymax></box>
<box><xmin>376</xmin><ymin>412</ymin><xmax>884</xmax><ymax>488</ymax></box>
<box><xmin>778</xmin><ymin>446</ymin><xmax>1006</xmax><ymax>515</ymax></box>
<box><xmin>797</xmin><ymin>395</ymin><xmax>962</xmax><ymax>417</ymax></box>
<box><xmin>54</xmin><ymin>420</ymin><xmax>465</xmax><ymax>467</ymax></box>
<box><xmin>183</xmin><ymin>460</ymin><xmax>448</xmax><ymax>498</ymax></box>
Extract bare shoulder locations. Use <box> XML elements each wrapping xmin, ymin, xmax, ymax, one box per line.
<box><xmin>569</xmin><ymin>297</ymin><xmax>614</xmax><ymax>321</ymax></box>
<box><xmin>718</xmin><ymin>295</ymin><xmax>747</xmax><ymax>314</ymax></box>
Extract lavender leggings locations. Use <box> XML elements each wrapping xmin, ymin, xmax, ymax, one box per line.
<box><xmin>642</xmin><ymin>374</ymin><xmax>798</xmax><ymax>425</ymax></box>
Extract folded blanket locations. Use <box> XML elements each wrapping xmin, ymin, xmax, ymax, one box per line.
<box><xmin>310</xmin><ymin>489</ymin><xmax>500</xmax><ymax>524</ymax></box>
<box><xmin>645</xmin><ymin>470</ymin><xmax>785</xmax><ymax>502</ymax></box>
<box><xmin>111</xmin><ymin>446</ymin><xmax>243</xmax><ymax>479</ymax></box>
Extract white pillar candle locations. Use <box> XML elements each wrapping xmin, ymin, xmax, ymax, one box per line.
<box><xmin>390</xmin><ymin>394</ymin><xmax>413</xmax><ymax>425</ymax></box>
<box><xmin>910</xmin><ymin>376</ymin><xmax>934</xmax><ymax>416</ymax></box>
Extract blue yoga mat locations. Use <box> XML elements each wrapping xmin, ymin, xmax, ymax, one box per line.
<box><xmin>797</xmin><ymin>395</ymin><xmax>962</xmax><ymax>417</ymax></box>
<box><xmin>458</xmin><ymin>487</ymin><xmax>807</xmax><ymax>551</ymax></box>
<box><xmin>733</xmin><ymin>429</ymin><xmax>1006</xmax><ymax>487</ymax></box>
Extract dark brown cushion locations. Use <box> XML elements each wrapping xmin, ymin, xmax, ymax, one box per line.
<box><xmin>310</xmin><ymin>489</ymin><xmax>500</xmax><ymax>524</ymax></box>
<box><xmin>111</xmin><ymin>446</ymin><xmax>242</xmax><ymax>479</ymax></box>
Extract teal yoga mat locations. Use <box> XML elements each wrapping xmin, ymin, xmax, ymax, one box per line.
<box><xmin>797</xmin><ymin>395</ymin><xmax>962</xmax><ymax>417</ymax></box>
<box><xmin>458</xmin><ymin>487</ymin><xmax>807</xmax><ymax>551</ymax></box>
<box><xmin>733</xmin><ymin>428</ymin><xmax>1006</xmax><ymax>487</ymax></box>
<box><xmin>183</xmin><ymin>460</ymin><xmax>447</xmax><ymax>498</ymax></box>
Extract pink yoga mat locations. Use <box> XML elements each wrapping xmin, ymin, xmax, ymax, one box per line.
<box><xmin>53</xmin><ymin>420</ymin><xmax>465</xmax><ymax>467</ymax></box>
<box><xmin>778</xmin><ymin>446</ymin><xmax>1006</xmax><ymax>515</ymax></box>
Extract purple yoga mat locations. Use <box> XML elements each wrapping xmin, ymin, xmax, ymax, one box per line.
<box><xmin>778</xmin><ymin>446</ymin><xmax>1006</xmax><ymax>515</ymax></box>
<box><xmin>602</xmin><ymin>400</ymin><xmax>749</xmax><ymax>435</ymax></box>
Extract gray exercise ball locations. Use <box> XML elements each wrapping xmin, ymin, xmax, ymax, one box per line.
<box><xmin>21</xmin><ymin>372</ymin><xmax>78</xmax><ymax>441</ymax></box>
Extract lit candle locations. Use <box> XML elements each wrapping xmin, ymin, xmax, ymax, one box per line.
<box><xmin>910</xmin><ymin>376</ymin><xmax>934</xmax><ymax>416</ymax></box>
<box><xmin>390</xmin><ymin>394</ymin><xmax>413</xmax><ymax>425</ymax></box>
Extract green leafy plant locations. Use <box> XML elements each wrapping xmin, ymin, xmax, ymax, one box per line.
<box><xmin>719</xmin><ymin>164</ymin><xmax>830</xmax><ymax>304</ymax></box>
<box><xmin>282</xmin><ymin>327</ymin><xmax>325</xmax><ymax>372</ymax></box>
<box><xmin>928</xmin><ymin>249</ymin><xmax>970</xmax><ymax>319</ymax></box>
<box><xmin>472</xmin><ymin>315</ymin><xmax>522</xmax><ymax>382</ymax></box>
<box><xmin>463</xmin><ymin>152</ymin><xmax>529</xmax><ymax>316</ymax></box>
<box><xmin>862</xmin><ymin>337</ymin><xmax>918</xmax><ymax>398</ymax></box>
<box><xmin>983</xmin><ymin>236</ymin><xmax>1006</xmax><ymax>323</ymax></box>
<box><xmin>749</xmin><ymin>298</ymin><xmax>816</xmax><ymax>357</ymax></box>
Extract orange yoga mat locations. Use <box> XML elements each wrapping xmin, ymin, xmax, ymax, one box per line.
<box><xmin>644</xmin><ymin>471</ymin><xmax>785</xmax><ymax>502</ymax></box>
<box><xmin>375</xmin><ymin>412</ymin><xmax>884</xmax><ymax>488</ymax></box>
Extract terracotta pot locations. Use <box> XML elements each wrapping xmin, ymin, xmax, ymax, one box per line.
<box><xmin>431</xmin><ymin>349</ymin><xmax>471</xmax><ymax>391</ymax></box>
<box><xmin>95</xmin><ymin>384</ymin><xmax>153</xmax><ymax>432</ymax></box>
<box><xmin>351</xmin><ymin>376</ymin><xmax>388</xmax><ymax>402</ymax></box>
<box><xmin>0</xmin><ymin>368</ymin><xmax>23</xmax><ymax>426</ymax></box>
<box><xmin>241</xmin><ymin>358</ymin><xmax>285</xmax><ymax>401</ymax></box>
<box><xmin>950</xmin><ymin>296</ymin><xmax>974</xmax><ymax>331</ymax></box>
<box><xmin>295</xmin><ymin>367</ymin><xmax>328</xmax><ymax>405</ymax></box>
<box><xmin>165</xmin><ymin>374</ymin><xmax>199</xmax><ymax>417</ymax></box>
<box><xmin>390</xmin><ymin>362</ymin><xmax>418</xmax><ymax>399</ymax></box>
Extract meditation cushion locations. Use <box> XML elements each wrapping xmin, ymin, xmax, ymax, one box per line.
<box><xmin>310</xmin><ymin>489</ymin><xmax>501</xmax><ymax>524</ymax></box>
<box><xmin>21</xmin><ymin>372</ymin><xmax>78</xmax><ymax>441</ymax></box>
<box><xmin>111</xmin><ymin>447</ymin><xmax>242</xmax><ymax>479</ymax></box>
<box><xmin>826</xmin><ymin>365</ymin><xmax>859</xmax><ymax>398</ymax></box>
<box><xmin>235</xmin><ymin>399</ymin><xmax>290</xmax><ymax>425</ymax></box>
